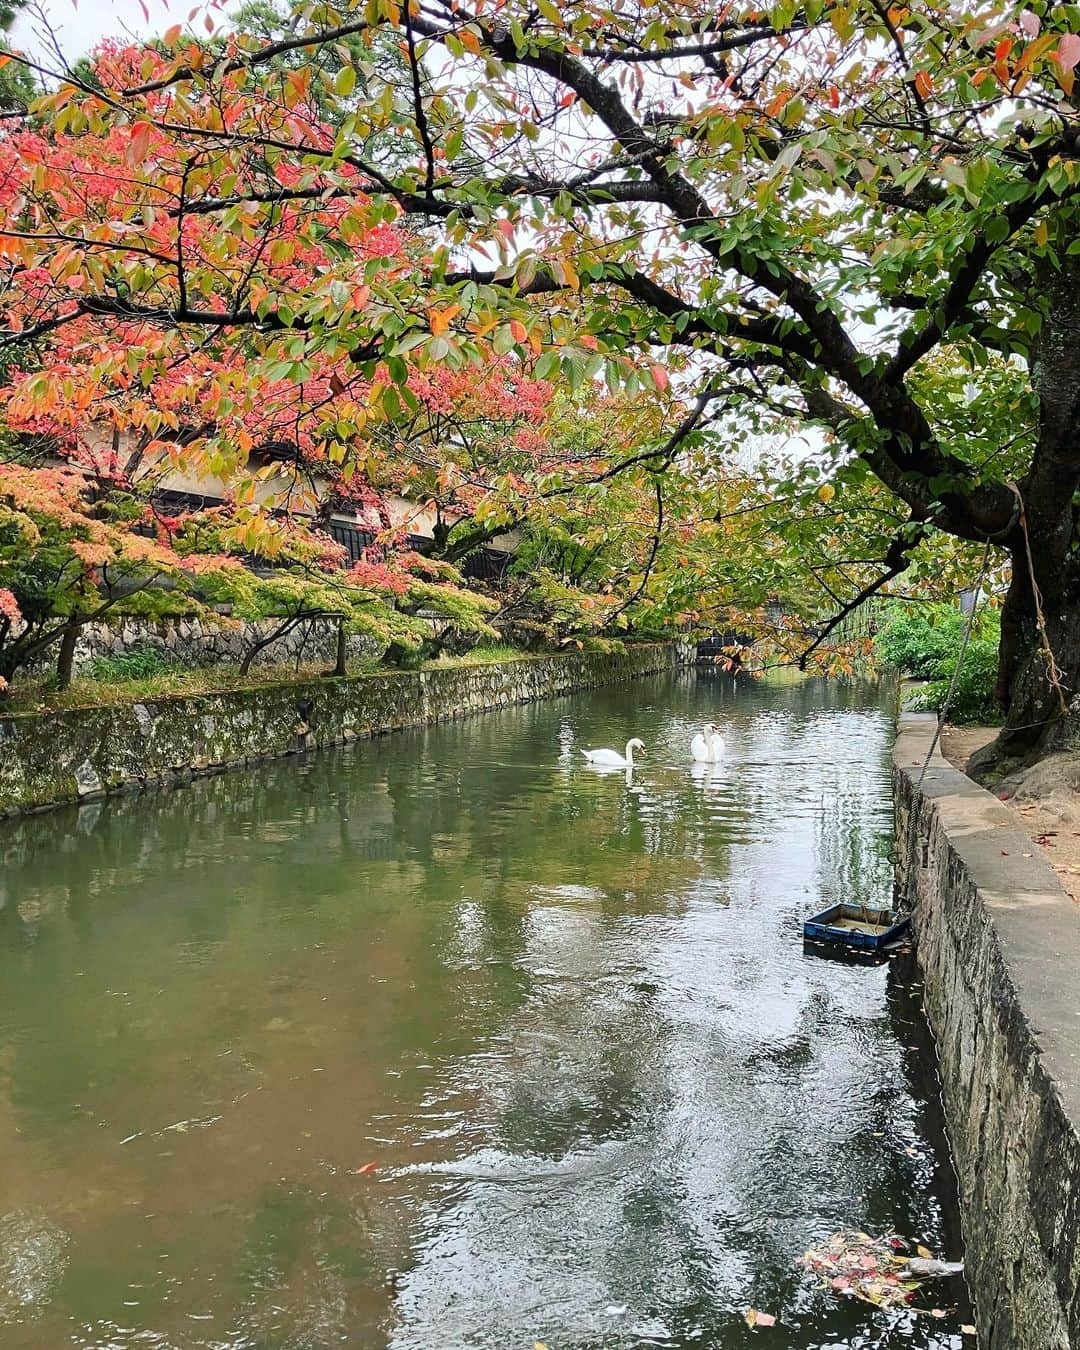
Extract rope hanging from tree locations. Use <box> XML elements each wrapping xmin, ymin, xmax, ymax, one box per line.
<box><xmin>1007</xmin><ymin>482</ymin><xmax>1070</xmax><ymax>720</ymax></box>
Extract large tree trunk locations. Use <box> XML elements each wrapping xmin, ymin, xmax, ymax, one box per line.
<box><xmin>970</xmin><ymin>250</ymin><xmax>1080</xmax><ymax>780</ymax></box>
<box><xmin>973</xmin><ymin>558</ymin><xmax>1080</xmax><ymax>777</ymax></box>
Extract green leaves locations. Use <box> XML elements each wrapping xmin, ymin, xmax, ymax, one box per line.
<box><xmin>3</xmin><ymin>0</ymin><xmax>1074</xmax><ymax>695</ymax></box>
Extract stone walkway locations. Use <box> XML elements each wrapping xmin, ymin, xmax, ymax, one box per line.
<box><xmin>940</xmin><ymin>725</ymin><xmax>1080</xmax><ymax>908</ymax></box>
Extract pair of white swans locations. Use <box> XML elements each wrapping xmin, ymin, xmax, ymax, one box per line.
<box><xmin>581</xmin><ymin>723</ymin><xmax>725</xmax><ymax>768</ymax></box>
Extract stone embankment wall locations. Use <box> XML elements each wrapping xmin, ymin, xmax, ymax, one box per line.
<box><xmin>0</xmin><ymin>643</ymin><xmax>691</xmax><ymax>818</ymax></box>
<box><xmin>28</xmin><ymin>614</ymin><xmax>378</xmax><ymax>675</ymax></box>
<box><xmin>894</xmin><ymin>714</ymin><xmax>1080</xmax><ymax>1350</ymax></box>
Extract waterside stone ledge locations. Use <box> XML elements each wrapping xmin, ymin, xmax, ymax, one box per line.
<box><xmin>894</xmin><ymin>712</ymin><xmax>1080</xmax><ymax>1350</ymax></box>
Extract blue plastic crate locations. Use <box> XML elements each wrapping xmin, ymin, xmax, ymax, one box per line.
<box><xmin>803</xmin><ymin>903</ymin><xmax>911</xmax><ymax>951</ymax></box>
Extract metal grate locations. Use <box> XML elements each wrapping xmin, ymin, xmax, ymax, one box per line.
<box><xmin>461</xmin><ymin>549</ymin><xmax>512</xmax><ymax>582</ymax></box>
<box><xmin>327</xmin><ymin>520</ymin><xmax>377</xmax><ymax>562</ymax></box>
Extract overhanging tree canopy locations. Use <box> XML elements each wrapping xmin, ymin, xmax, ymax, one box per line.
<box><xmin>1</xmin><ymin>0</ymin><xmax>1079</xmax><ymax>766</ymax></box>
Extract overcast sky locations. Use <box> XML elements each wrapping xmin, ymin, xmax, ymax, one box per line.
<box><xmin>12</xmin><ymin>0</ymin><xmax>215</xmax><ymax>65</ymax></box>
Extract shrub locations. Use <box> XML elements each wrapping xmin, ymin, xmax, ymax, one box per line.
<box><xmin>875</xmin><ymin>602</ymin><xmax>1002</xmax><ymax>725</ymax></box>
<box><xmin>464</xmin><ymin>641</ymin><xmax>524</xmax><ymax>663</ymax></box>
<box><xmin>904</xmin><ymin>637</ymin><xmax>1002</xmax><ymax>725</ymax></box>
<box><xmin>874</xmin><ymin>605</ymin><xmax>968</xmax><ymax>679</ymax></box>
<box><xmin>86</xmin><ymin>644</ymin><xmax>181</xmax><ymax>682</ymax></box>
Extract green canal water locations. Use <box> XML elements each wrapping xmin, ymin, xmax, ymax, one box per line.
<box><xmin>0</xmin><ymin>671</ymin><xmax>972</xmax><ymax>1348</ymax></box>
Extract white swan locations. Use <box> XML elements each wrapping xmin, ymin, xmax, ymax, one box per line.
<box><xmin>690</xmin><ymin>723</ymin><xmax>725</xmax><ymax>762</ymax></box>
<box><xmin>582</xmin><ymin>738</ymin><xmax>645</xmax><ymax>768</ymax></box>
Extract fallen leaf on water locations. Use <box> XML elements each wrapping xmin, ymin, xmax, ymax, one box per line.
<box><xmin>744</xmin><ymin>1308</ymin><xmax>777</xmax><ymax>1328</ymax></box>
<box><xmin>929</xmin><ymin>1308</ymin><xmax>946</xmax><ymax>1317</ymax></box>
<box><xmin>961</xmin><ymin>1325</ymin><xmax>977</xmax><ymax>1336</ymax></box>
<box><xmin>1001</xmin><ymin>850</ymin><xmax>1009</xmax><ymax>856</ymax></box>
<box><xmin>535</xmin><ymin>1343</ymin><xmax>548</xmax><ymax>1349</ymax></box>
<box><xmin>801</xmin><ymin>1230</ymin><xmax>957</xmax><ymax>1311</ymax></box>
<box><xmin>916</xmin><ymin>1245</ymin><xmax>933</xmax><ymax>1260</ymax></box>
<box><xmin>351</xmin><ymin>1163</ymin><xmax>379</xmax><ymax>1175</ymax></box>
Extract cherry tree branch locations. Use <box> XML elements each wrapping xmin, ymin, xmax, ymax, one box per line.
<box><xmin>124</xmin><ymin>18</ymin><xmax>375</xmax><ymax>96</ymax></box>
<box><xmin>798</xmin><ymin>521</ymin><xmax>926</xmax><ymax>669</ymax></box>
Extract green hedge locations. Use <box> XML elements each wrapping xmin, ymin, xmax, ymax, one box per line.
<box><xmin>875</xmin><ymin>603</ymin><xmax>1002</xmax><ymax>725</ymax></box>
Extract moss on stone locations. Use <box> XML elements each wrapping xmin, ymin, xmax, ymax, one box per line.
<box><xmin>0</xmin><ymin>644</ymin><xmax>691</xmax><ymax>818</ymax></box>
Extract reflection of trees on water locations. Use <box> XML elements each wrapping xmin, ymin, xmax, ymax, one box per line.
<box><xmin>375</xmin><ymin>702</ymin><xmax>751</xmax><ymax>913</ymax></box>
<box><xmin>0</xmin><ymin>671</ymin><xmax>968</xmax><ymax>1350</ymax></box>
<box><xmin>811</xmin><ymin>734</ymin><xmax>895</xmax><ymax>912</ymax></box>
<box><xmin>390</xmin><ymin>679</ymin><xmax>967</xmax><ymax>1349</ymax></box>
<box><xmin>0</xmin><ymin>670</ymin><xmax>764</xmax><ymax>949</ymax></box>
<box><xmin>231</xmin><ymin>1179</ymin><xmax>414</xmax><ymax>1349</ymax></box>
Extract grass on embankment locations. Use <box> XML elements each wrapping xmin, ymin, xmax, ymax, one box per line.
<box><xmin>1</xmin><ymin>642</ymin><xmax>536</xmax><ymax>716</ymax></box>
<box><xmin>422</xmin><ymin>642</ymin><xmax>524</xmax><ymax>668</ymax></box>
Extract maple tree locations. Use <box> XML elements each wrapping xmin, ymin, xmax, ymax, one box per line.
<box><xmin>0</xmin><ymin>460</ymin><xmax>226</xmax><ymax>688</ymax></box>
<box><xmin>657</xmin><ymin>348</ymin><xmax>1027</xmax><ymax>673</ymax></box>
<box><xmin>0</xmin><ymin>458</ymin><xmax>498</xmax><ymax>692</ymax></box>
<box><xmin>0</xmin><ymin>0</ymin><xmax>1077</xmax><ymax>766</ymax></box>
<box><xmin>163</xmin><ymin>501</ymin><xmax>499</xmax><ymax>668</ymax></box>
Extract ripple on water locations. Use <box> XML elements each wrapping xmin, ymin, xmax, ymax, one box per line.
<box><xmin>0</xmin><ymin>674</ymin><xmax>969</xmax><ymax>1350</ymax></box>
<box><xmin>0</xmin><ymin>1211</ymin><xmax>70</xmax><ymax>1321</ymax></box>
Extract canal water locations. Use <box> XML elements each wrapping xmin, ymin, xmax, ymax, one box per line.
<box><xmin>0</xmin><ymin>671</ymin><xmax>971</xmax><ymax>1348</ymax></box>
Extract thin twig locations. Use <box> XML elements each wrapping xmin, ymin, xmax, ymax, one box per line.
<box><xmin>402</xmin><ymin>3</ymin><xmax>436</xmax><ymax>197</ymax></box>
<box><xmin>799</xmin><ymin>521</ymin><xmax>926</xmax><ymax>669</ymax></box>
<box><xmin>603</xmin><ymin>475</ymin><xmax>664</xmax><ymax>627</ymax></box>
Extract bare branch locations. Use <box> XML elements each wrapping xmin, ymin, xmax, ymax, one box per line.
<box><xmin>124</xmin><ymin>18</ymin><xmax>374</xmax><ymax>96</ymax></box>
<box><xmin>798</xmin><ymin>521</ymin><xmax>925</xmax><ymax>669</ymax></box>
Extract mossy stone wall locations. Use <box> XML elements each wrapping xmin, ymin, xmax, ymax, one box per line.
<box><xmin>0</xmin><ymin>644</ymin><xmax>690</xmax><ymax>818</ymax></box>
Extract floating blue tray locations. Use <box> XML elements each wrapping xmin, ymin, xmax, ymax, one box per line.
<box><xmin>803</xmin><ymin>903</ymin><xmax>911</xmax><ymax>951</ymax></box>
